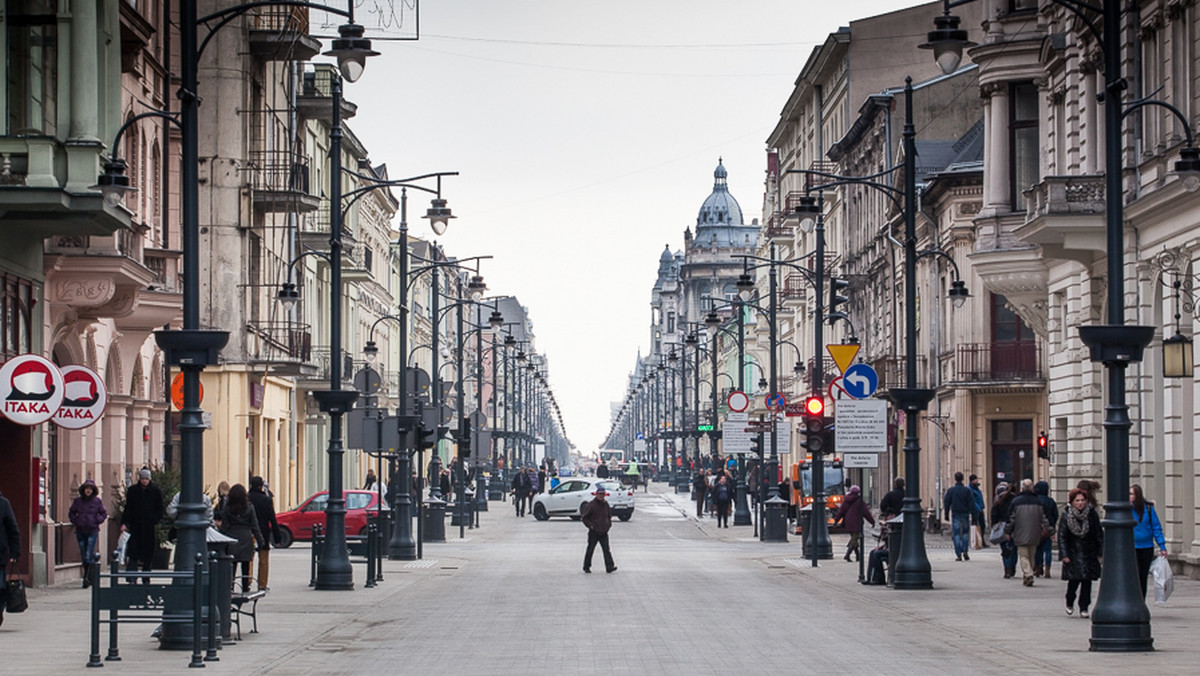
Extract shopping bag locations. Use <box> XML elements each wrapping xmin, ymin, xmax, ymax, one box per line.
<box><xmin>114</xmin><ymin>531</ymin><xmax>131</xmax><ymax>564</ymax></box>
<box><xmin>5</xmin><ymin>577</ymin><xmax>28</xmax><ymax>613</ymax></box>
<box><xmin>972</xmin><ymin>525</ymin><xmax>983</xmax><ymax>550</ymax></box>
<box><xmin>1151</xmin><ymin>556</ymin><xmax>1174</xmax><ymax>604</ymax></box>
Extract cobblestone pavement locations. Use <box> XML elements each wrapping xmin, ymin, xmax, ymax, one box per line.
<box><xmin>5</xmin><ymin>481</ymin><xmax>1197</xmax><ymax>674</ymax></box>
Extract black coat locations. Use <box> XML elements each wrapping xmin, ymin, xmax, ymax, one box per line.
<box><xmin>220</xmin><ymin>503</ymin><xmax>264</xmax><ymax>562</ymax></box>
<box><xmin>121</xmin><ymin>481</ymin><xmax>164</xmax><ymax>558</ymax></box>
<box><xmin>248</xmin><ymin>489</ymin><xmax>281</xmax><ymax>549</ymax></box>
<box><xmin>0</xmin><ymin>493</ymin><xmax>19</xmax><ymax>561</ymax></box>
<box><xmin>1058</xmin><ymin>506</ymin><xmax>1103</xmax><ymax>581</ymax></box>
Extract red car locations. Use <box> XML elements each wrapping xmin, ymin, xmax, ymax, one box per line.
<box><xmin>275</xmin><ymin>490</ymin><xmax>387</xmax><ymax>548</ymax></box>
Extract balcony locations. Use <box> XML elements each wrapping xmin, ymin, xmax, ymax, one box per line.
<box><xmin>248</xmin><ymin>150</ymin><xmax>320</xmax><ymax>213</ymax></box>
<box><xmin>948</xmin><ymin>341</ymin><xmax>1044</xmax><ymax>390</ymax></box>
<box><xmin>781</xmin><ymin>273</ymin><xmax>808</xmax><ymax>301</ymax></box>
<box><xmin>296</xmin><ymin>66</ymin><xmax>358</xmax><ymax>123</ymax></box>
<box><xmin>246</xmin><ymin>321</ymin><xmax>314</xmax><ymax>375</ymax></box>
<box><xmin>1016</xmin><ymin>174</ymin><xmax>1106</xmax><ymax>263</ymax></box>
<box><xmin>0</xmin><ymin>136</ymin><xmax>128</xmax><ymax>237</ymax></box>
<box><xmin>43</xmin><ymin>232</ymin><xmax>182</xmax><ymax>329</ymax></box>
<box><xmin>247</xmin><ymin>6</ymin><xmax>321</xmax><ymax>61</ymax></box>
<box><xmin>872</xmin><ymin>355</ymin><xmax>930</xmax><ymax>394</ymax></box>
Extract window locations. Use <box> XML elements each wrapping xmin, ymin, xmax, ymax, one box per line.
<box><xmin>667</xmin><ymin>311</ymin><xmax>675</xmax><ymax>334</ymax></box>
<box><xmin>1010</xmin><ymin>82</ymin><xmax>1040</xmax><ymax>208</ymax></box>
<box><xmin>1171</xmin><ymin>7</ymin><xmax>1194</xmax><ymax>132</ymax></box>
<box><xmin>991</xmin><ymin>293</ymin><xmax>1033</xmax><ymax>342</ymax></box>
<box><xmin>6</xmin><ymin>1</ymin><xmax>58</xmax><ymax>135</ymax></box>
<box><xmin>1</xmin><ymin>272</ymin><xmax>34</xmax><ymax>360</ymax></box>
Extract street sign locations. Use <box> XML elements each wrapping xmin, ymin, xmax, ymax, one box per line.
<box><xmin>842</xmin><ymin>363</ymin><xmax>879</xmax><ymax>399</ymax></box>
<box><xmin>835</xmin><ymin>399</ymin><xmax>888</xmax><ymax>453</ymax></box>
<box><xmin>170</xmin><ymin>372</ymin><xmax>204</xmax><ymax>411</ymax></box>
<box><xmin>353</xmin><ymin>366</ymin><xmax>382</xmax><ymax>395</ymax></box>
<box><xmin>727</xmin><ymin>390</ymin><xmax>750</xmax><ymax>413</ymax></box>
<box><xmin>52</xmin><ymin>365</ymin><xmax>107</xmax><ymax>430</ymax></box>
<box><xmin>843</xmin><ymin>452</ymin><xmax>880</xmax><ymax>468</ymax></box>
<box><xmin>827</xmin><ymin>344</ymin><xmax>861</xmax><ymax>374</ymax></box>
<box><xmin>764</xmin><ymin>392</ymin><xmax>786</xmax><ymax>411</ymax></box>
<box><xmin>828</xmin><ymin>377</ymin><xmax>852</xmax><ymax>401</ymax></box>
<box><xmin>784</xmin><ymin>402</ymin><xmax>806</xmax><ymax>417</ymax></box>
<box><xmin>697</xmin><ymin>424</ymin><xmax>714</xmax><ymax>431</ymax></box>
<box><xmin>722</xmin><ymin>418</ymin><xmax>752</xmax><ymax>454</ymax></box>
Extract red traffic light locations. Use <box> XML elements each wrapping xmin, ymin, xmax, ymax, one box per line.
<box><xmin>805</xmin><ymin>396</ymin><xmax>824</xmax><ymax>416</ymax></box>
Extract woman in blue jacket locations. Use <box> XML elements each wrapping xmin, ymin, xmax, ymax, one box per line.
<box><xmin>1130</xmin><ymin>483</ymin><xmax>1167</xmax><ymax>599</ymax></box>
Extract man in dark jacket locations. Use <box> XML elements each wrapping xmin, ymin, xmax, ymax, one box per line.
<box><xmin>581</xmin><ymin>484</ymin><xmax>616</xmax><ymax>573</ymax></box>
<box><xmin>880</xmin><ymin>477</ymin><xmax>905</xmax><ymax>518</ymax></box>
<box><xmin>1033</xmin><ymin>480</ymin><xmax>1059</xmax><ymax>577</ymax></box>
<box><xmin>248</xmin><ymin>476</ymin><xmax>280</xmax><ymax>590</ymax></box>
<box><xmin>1005</xmin><ymin>479</ymin><xmax>1051</xmax><ymax>586</ymax></box>
<box><xmin>121</xmin><ymin>468</ymin><xmax>164</xmax><ymax>583</ymax></box>
<box><xmin>511</xmin><ymin>468</ymin><xmax>531</xmax><ymax>517</ymax></box>
<box><xmin>943</xmin><ymin>471</ymin><xmax>975</xmax><ymax>561</ymax></box>
<box><xmin>0</xmin><ymin>489</ymin><xmax>20</xmax><ymax>627</ymax></box>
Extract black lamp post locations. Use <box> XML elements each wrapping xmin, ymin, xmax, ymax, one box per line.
<box><xmin>923</xmin><ymin>0</ymin><xmax>1200</xmax><ymax>648</ymax></box>
<box><xmin>97</xmin><ymin>0</ymin><xmax>376</xmax><ymax>623</ymax></box>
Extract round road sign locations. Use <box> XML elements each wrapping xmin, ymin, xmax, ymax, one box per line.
<box><xmin>727</xmin><ymin>390</ymin><xmax>749</xmax><ymax>412</ymax></box>
<box><xmin>0</xmin><ymin>354</ymin><xmax>66</xmax><ymax>425</ymax></box>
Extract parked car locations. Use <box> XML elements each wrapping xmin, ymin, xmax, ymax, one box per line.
<box><xmin>532</xmin><ymin>477</ymin><xmax>634</xmax><ymax>522</ymax></box>
<box><xmin>275</xmin><ymin>490</ymin><xmax>387</xmax><ymax>548</ymax></box>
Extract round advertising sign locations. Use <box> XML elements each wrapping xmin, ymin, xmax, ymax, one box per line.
<box><xmin>0</xmin><ymin>354</ymin><xmax>66</xmax><ymax>425</ymax></box>
<box><xmin>170</xmin><ymin>372</ymin><xmax>204</xmax><ymax>411</ymax></box>
<box><xmin>52</xmin><ymin>365</ymin><xmax>107</xmax><ymax>429</ymax></box>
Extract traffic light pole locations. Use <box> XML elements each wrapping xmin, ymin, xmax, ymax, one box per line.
<box><xmin>803</xmin><ymin>198</ymin><xmax>833</xmax><ymax>562</ymax></box>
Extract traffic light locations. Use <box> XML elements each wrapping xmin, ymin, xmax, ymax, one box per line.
<box><xmin>803</xmin><ymin>396</ymin><xmax>825</xmax><ymax>454</ymax></box>
<box><xmin>828</xmin><ymin>276</ymin><xmax>849</xmax><ymax>325</ymax></box>
<box><xmin>1037</xmin><ymin>431</ymin><xmax>1048</xmax><ymax>459</ymax></box>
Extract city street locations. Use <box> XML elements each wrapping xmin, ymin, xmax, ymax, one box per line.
<box><xmin>7</xmin><ymin>481</ymin><xmax>1197</xmax><ymax>674</ymax></box>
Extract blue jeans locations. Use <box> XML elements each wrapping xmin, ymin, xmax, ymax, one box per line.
<box><xmin>1036</xmin><ymin>537</ymin><xmax>1053</xmax><ymax>570</ymax></box>
<box><xmin>76</xmin><ymin>530</ymin><xmax>99</xmax><ymax>564</ymax></box>
<box><xmin>951</xmin><ymin>513</ymin><xmax>971</xmax><ymax>556</ymax></box>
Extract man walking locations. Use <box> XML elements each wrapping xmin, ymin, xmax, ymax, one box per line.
<box><xmin>943</xmin><ymin>471</ymin><xmax>974</xmax><ymax>561</ymax></box>
<box><xmin>1006</xmin><ymin>479</ymin><xmax>1051</xmax><ymax>586</ymax></box>
<box><xmin>511</xmin><ymin>467</ymin><xmax>531</xmax><ymax>517</ymax></box>
<box><xmin>581</xmin><ymin>484</ymin><xmax>616</xmax><ymax>574</ymax></box>
<box><xmin>969</xmin><ymin>474</ymin><xmax>989</xmax><ymax>548</ymax></box>
<box><xmin>0</xmin><ymin>488</ymin><xmax>20</xmax><ymax>627</ymax></box>
<box><xmin>121</xmin><ymin>468</ymin><xmax>164</xmax><ymax>583</ymax></box>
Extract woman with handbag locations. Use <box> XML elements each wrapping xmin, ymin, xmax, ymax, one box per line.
<box><xmin>0</xmin><ymin>488</ymin><xmax>22</xmax><ymax>627</ymax></box>
<box><xmin>219</xmin><ymin>484</ymin><xmax>265</xmax><ymax>593</ymax></box>
<box><xmin>990</xmin><ymin>483</ymin><xmax>1019</xmax><ymax>578</ymax></box>
<box><xmin>1059</xmin><ymin>487</ymin><xmax>1102</xmax><ymax>617</ymax></box>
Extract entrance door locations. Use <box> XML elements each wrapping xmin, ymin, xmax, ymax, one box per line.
<box><xmin>990</xmin><ymin>419</ymin><xmax>1034</xmax><ymax>497</ymax></box>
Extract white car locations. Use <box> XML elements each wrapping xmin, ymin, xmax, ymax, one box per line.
<box><xmin>532</xmin><ymin>477</ymin><xmax>634</xmax><ymax>522</ymax></box>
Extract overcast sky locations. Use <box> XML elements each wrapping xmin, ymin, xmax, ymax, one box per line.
<box><xmin>338</xmin><ymin>0</ymin><xmax>928</xmax><ymax>455</ymax></box>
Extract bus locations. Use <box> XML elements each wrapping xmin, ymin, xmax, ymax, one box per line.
<box><xmin>791</xmin><ymin>455</ymin><xmax>845</xmax><ymax>531</ymax></box>
<box><xmin>598</xmin><ymin>450</ymin><xmax>624</xmax><ymax>466</ymax></box>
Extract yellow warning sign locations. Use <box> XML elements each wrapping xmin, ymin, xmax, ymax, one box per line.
<box><xmin>826</xmin><ymin>344</ymin><xmax>860</xmax><ymax>374</ymax></box>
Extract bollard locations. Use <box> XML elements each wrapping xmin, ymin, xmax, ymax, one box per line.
<box><xmin>190</xmin><ymin>553</ymin><xmax>204</xmax><ymax>668</ymax></box>
<box><xmin>205</xmin><ymin>552</ymin><xmax>219</xmax><ymax>662</ymax></box>
<box><xmin>107</xmin><ymin>551</ymin><xmax>121</xmax><ymax>661</ymax></box>
<box><xmin>364</xmin><ymin>520</ymin><xmax>376</xmax><ymax>589</ymax></box>
<box><xmin>310</xmin><ymin>524</ymin><xmax>324</xmax><ymax>587</ymax></box>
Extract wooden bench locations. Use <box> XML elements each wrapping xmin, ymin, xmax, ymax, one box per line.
<box><xmin>230</xmin><ymin>588</ymin><xmax>267</xmax><ymax>639</ymax></box>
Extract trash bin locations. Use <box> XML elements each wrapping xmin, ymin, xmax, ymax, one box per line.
<box><xmin>886</xmin><ymin>515</ymin><xmax>903</xmax><ymax>587</ymax></box>
<box><xmin>763</xmin><ymin>495</ymin><xmax>789</xmax><ymax>542</ymax></box>
<box><xmin>424</xmin><ymin>496</ymin><xmax>446</xmax><ymax>542</ymax></box>
<box><xmin>206</xmin><ymin>527</ymin><xmax>238</xmax><ymax>643</ymax></box>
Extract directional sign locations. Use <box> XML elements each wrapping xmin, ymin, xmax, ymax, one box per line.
<box><xmin>843</xmin><ymin>452</ymin><xmax>880</xmax><ymax>468</ymax></box>
<box><xmin>727</xmin><ymin>390</ymin><xmax>749</xmax><ymax>413</ymax></box>
<box><xmin>835</xmin><ymin>399</ymin><xmax>888</xmax><ymax>453</ymax></box>
<box><xmin>842</xmin><ymin>363</ymin><xmax>879</xmax><ymax>399</ymax></box>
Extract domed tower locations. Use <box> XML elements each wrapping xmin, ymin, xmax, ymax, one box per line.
<box><xmin>679</xmin><ymin>159</ymin><xmax>760</xmax><ymax>323</ymax></box>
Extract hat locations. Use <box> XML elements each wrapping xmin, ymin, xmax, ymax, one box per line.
<box><xmin>593</xmin><ymin>485</ymin><xmax>608</xmax><ymax>496</ymax></box>
<box><xmin>848</xmin><ymin>485</ymin><xmax>861</xmax><ymax>495</ymax></box>
<box><xmin>250</xmin><ymin>476</ymin><xmax>264</xmax><ymax>489</ymax></box>
<box><xmin>139</xmin><ymin>468</ymin><xmax>152</xmax><ymax>480</ymax></box>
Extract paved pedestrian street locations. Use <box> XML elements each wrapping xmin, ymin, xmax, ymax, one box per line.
<box><xmin>7</xmin><ymin>482</ymin><xmax>1197</xmax><ymax>675</ymax></box>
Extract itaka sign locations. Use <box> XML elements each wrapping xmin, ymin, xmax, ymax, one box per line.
<box><xmin>0</xmin><ymin>354</ymin><xmax>66</xmax><ymax>425</ymax></box>
<box><xmin>52</xmin><ymin>365</ymin><xmax>107</xmax><ymax>429</ymax></box>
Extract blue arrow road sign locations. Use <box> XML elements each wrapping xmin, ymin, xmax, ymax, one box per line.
<box><xmin>842</xmin><ymin>363</ymin><xmax>879</xmax><ymax>399</ymax></box>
